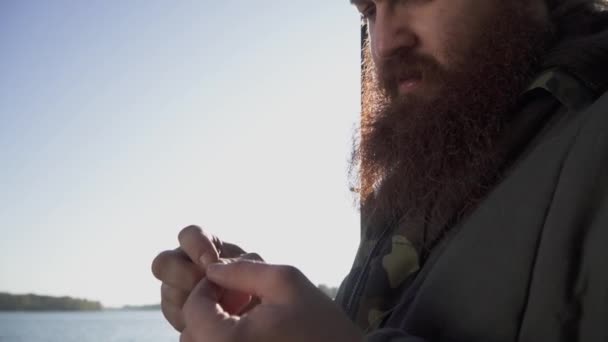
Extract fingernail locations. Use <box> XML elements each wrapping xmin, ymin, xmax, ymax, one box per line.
<box><xmin>199</xmin><ymin>252</ymin><xmax>217</xmax><ymax>267</ymax></box>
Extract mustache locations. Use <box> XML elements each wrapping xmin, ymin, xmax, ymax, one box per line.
<box><xmin>374</xmin><ymin>51</ymin><xmax>444</xmax><ymax>96</ymax></box>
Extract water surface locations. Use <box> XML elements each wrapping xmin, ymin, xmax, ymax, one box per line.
<box><xmin>0</xmin><ymin>311</ymin><xmax>178</xmax><ymax>342</ymax></box>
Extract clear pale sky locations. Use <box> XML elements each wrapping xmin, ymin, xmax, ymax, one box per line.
<box><xmin>0</xmin><ymin>2</ymin><xmax>362</xmax><ymax>307</ymax></box>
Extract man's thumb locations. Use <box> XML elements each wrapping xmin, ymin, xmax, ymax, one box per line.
<box><xmin>207</xmin><ymin>260</ymin><xmax>303</xmax><ymax>304</ymax></box>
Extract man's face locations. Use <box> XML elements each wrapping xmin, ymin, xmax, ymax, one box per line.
<box><xmin>352</xmin><ymin>0</ymin><xmax>548</xmax><ymax>102</ymax></box>
<box><xmin>349</xmin><ymin>0</ymin><xmax>552</xmax><ymax>238</ymax></box>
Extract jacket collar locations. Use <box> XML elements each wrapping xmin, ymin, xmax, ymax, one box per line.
<box><xmin>526</xmin><ymin>15</ymin><xmax>608</xmax><ymax>110</ymax></box>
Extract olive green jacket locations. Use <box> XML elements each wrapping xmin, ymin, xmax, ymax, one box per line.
<box><xmin>336</xmin><ymin>30</ymin><xmax>608</xmax><ymax>342</ymax></box>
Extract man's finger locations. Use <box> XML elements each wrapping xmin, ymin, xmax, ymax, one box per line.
<box><xmin>161</xmin><ymin>299</ymin><xmax>186</xmax><ymax>332</ymax></box>
<box><xmin>220</xmin><ymin>289</ymin><xmax>252</xmax><ymax>315</ymax></box>
<box><xmin>238</xmin><ymin>252</ymin><xmax>263</xmax><ymax>262</ymax></box>
<box><xmin>218</xmin><ymin>253</ymin><xmax>263</xmax><ymax>314</ymax></box>
<box><xmin>161</xmin><ymin>283</ymin><xmax>189</xmax><ymax>306</ymax></box>
<box><xmin>207</xmin><ymin>260</ymin><xmax>307</xmax><ymax>304</ymax></box>
<box><xmin>151</xmin><ymin>249</ymin><xmax>203</xmax><ymax>291</ymax></box>
<box><xmin>237</xmin><ymin>296</ymin><xmax>261</xmax><ymax>315</ymax></box>
<box><xmin>178</xmin><ymin>225</ymin><xmax>220</xmax><ymax>267</ymax></box>
<box><xmin>220</xmin><ymin>242</ymin><xmax>247</xmax><ymax>258</ymax></box>
<box><xmin>183</xmin><ymin>278</ymin><xmax>237</xmax><ymax>341</ymax></box>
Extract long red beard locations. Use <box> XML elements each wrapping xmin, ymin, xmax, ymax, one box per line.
<box><xmin>350</xmin><ymin>5</ymin><xmax>552</xmax><ymax>250</ymax></box>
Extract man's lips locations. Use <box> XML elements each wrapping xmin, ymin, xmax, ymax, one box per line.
<box><xmin>379</xmin><ymin>66</ymin><xmax>425</xmax><ymax>96</ymax></box>
<box><xmin>398</xmin><ymin>77</ymin><xmax>422</xmax><ymax>94</ymax></box>
<box><xmin>391</xmin><ymin>68</ymin><xmax>423</xmax><ymax>94</ymax></box>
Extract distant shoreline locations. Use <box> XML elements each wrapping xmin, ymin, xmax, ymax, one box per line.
<box><xmin>0</xmin><ymin>292</ymin><xmax>102</xmax><ymax>312</ymax></box>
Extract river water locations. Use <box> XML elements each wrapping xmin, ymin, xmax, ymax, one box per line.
<box><xmin>0</xmin><ymin>311</ymin><xmax>178</xmax><ymax>342</ymax></box>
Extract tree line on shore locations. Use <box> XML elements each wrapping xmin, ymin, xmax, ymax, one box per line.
<box><xmin>0</xmin><ymin>292</ymin><xmax>102</xmax><ymax>311</ymax></box>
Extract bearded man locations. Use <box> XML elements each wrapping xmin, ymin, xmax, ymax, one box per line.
<box><xmin>151</xmin><ymin>0</ymin><xmax>608</xmax><ymax>341</ymax></box>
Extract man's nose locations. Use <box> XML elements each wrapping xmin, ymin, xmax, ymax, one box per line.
<box><xmin>371</xmin><ymin>6</ymin><xmax>417</xmax><ymax>60</ymax></box>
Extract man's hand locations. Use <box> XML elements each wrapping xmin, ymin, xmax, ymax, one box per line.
<box><xmin>151</xmin><ymin>225</ymin><xmax>261</xmax><ymax>331</ymax></box>
<box><xmin>180</xmin><ymin>260</ymin><xmax>364</xmax><ymax>342</ymax></box>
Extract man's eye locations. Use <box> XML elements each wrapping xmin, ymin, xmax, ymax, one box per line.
<box><xmin>360</xmin><ymin>6</ymin><xmax>376</xmax><ymax>20</ymax></box>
